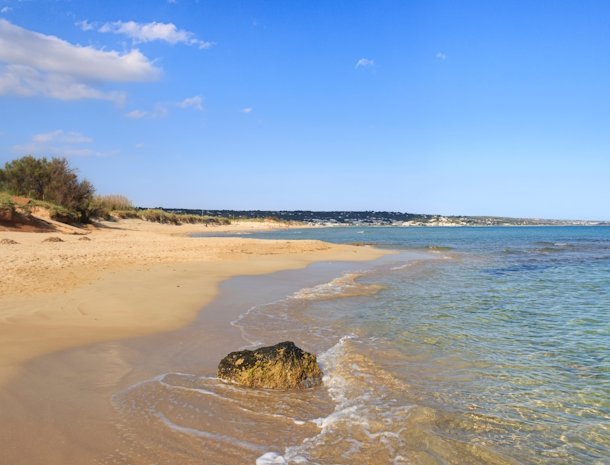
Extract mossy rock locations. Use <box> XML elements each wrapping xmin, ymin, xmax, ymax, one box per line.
<box><xmin>218</xmin><ymin>341</ymin><xmax>323</xmax><ymax>389</ymax></box>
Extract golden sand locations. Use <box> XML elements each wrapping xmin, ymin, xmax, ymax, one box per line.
<box><xmin>0</xmin><ymin>219</ymin><xmax>388</xmax><ymax>385</ymax></box>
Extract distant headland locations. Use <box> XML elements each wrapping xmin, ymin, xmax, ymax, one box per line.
<box><xmin>146</xmin><ymin>208</ymin><xmax>608</xmax><ymax>227</ymax></box>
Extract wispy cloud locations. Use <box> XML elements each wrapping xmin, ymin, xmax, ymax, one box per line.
<box><xmin>0</xmin><ymin>65</ymin><xmax>127</xmax><ymax>104</ymax></box>
<box><xmin>126</xmin><ymin>104</ymin><xmax>168</xmax><ymax>119</ymax></box>
<box><xmin>177</xmin><ymin>95</ymin><xmax>203</xmax><ymax>111</ymax></box>
<box><xmin>436</xmin><ymin>52</ymin><xmax>447</xmax><ymax>61</ymax></box>
<box><xmin>126</xmin><ymin>96</ymin><xmax>203</xmax><ymax>119</ymax></box>
<box><xmin>75</xmin><ymin>19</ymin><xmax>94</xmax><ymax>31</ymax></box>
<box><xmin>0</xmin><ymin>19</ymin><xmax>159</xmax><ymax>103</ymax></box>
<box><xmin>98</xmin><ymin>21</ymin><xmax>214</xmax><ymax>49</ymax></box>
<box><xmin>1</xmin><ymin>7</ymin><xmax>12</xmax><ymax>14</ymax></box>
<box><xmin>241</xmin><ymin>107</ymin><xmax>253</xmax><ymax>113</ymax></box>
<box><xmin>355</xmin><ymin>58</ymin><xmax>374</xmax><ymax>69</ymax></box>
<box><xmin>152</xmin><ymin>103</ymin><xmax>169</xmax><ymax>118</ymax></box>
<box><xmin>32</xmin><ymin>130</ymin><xmax>92</xmax><ymax>144</ymax></box>
<box><xmin>126</xmin><ymin>109</ymin><xmax>147</xmax><ymax>119</ymax></box>
<box><xmin>12</xmin><ymin>130</ymin><xmax>114</xmax><ymax>157</ymax></box>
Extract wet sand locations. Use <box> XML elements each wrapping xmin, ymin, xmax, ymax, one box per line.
<box><xmin>0</xmin><ymin>219</ymin><xmax>390</xmax><ymax>464</ymax></box>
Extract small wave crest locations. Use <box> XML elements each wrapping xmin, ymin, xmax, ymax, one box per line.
<box><xmin>426</xmin><ymin>245</ymin><xmax>454</xmax><ymax>251</ymax></box>
<box><xmin>258</xmin><ymin>335</ymin><xmax>419</xmax><ymax>464</ymax></box>
<box><xmin>258</xmin><ymin>336</ymin><xmax>520</xmax><ymax>465</ymax></box>
<box><xmin>230</xmin><ymin>272</ymin><xmax>386</xmax><ymax>347</ymax></box>
<box><xmin>290</xmin><ymin>273</ymin><xmax>385</xmax><ymax>301</ymax></box>
<box><xmin>111</xmin><ymin>371</ymin><xmax>325</xmax><ymax>463</ymax></box>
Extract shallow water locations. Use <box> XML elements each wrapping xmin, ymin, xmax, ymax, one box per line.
<box><xmin>115</xmin><ymin>227</ymin><xmax>609</xmax><ymax>464</ymax></box>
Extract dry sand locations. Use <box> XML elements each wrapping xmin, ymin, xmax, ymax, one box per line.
<box><xmin>0</xmin><ymin>219</ymin><xmax>388</xmax><ymax>385</ymax></box>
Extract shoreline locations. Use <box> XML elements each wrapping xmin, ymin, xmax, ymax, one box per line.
<box><xmin>0</xmin><ymin>218</ymin><xmax>391</xmax><ymax>385</ymax></box>
<box><xmin>0</xmin><ymin>219</ymin><xmax>393</xmax><ymax>464</ymax></box>
<box><xmin>0</xmin><ymin>258</ymin><xmax>393</xmax><ymax>465</ymax></box>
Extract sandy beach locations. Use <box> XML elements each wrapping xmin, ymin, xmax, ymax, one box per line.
<box><xmin>0</xmin><ymin>219</ymin><xmax>391</xmax><ymax>464</ymax></box>
<box><xmin>0</xmin><ymin>219</ymin><xmax>388</xmax><ymax>385</ymax></box>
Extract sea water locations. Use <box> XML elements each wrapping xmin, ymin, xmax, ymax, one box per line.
<box><xmin>113</xmin><ymin>227</ymin><xmax>610</xmax><ymax>464</ymax></box>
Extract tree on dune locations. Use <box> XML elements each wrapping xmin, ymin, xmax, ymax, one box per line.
<box><xmin>0</xmin><ymin>155</ymin><xmax>95</xmax><ymax>222</ymax></box>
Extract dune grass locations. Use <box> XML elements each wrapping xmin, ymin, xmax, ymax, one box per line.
<box><xmin>112</xmin><ymin>208</ymin><xmax>231</xmax><ymax>226</ymax></box>
<box><xmin>1</xmin><ymin>190</ymin><xmax>231</xmax><ymax>227</ymax></box>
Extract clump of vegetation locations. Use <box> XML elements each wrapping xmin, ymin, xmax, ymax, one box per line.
<box><xmin>0</xmin><ymin>155</ymin><xmax>232</xmax><ymax>227</ymax></box>
<box><xmin>139</xmin><ymin>209</ymin><xmax>181</xmax><ymax>224</ymax></box>
<box><xmin>110</xmin><ymin>208</ymin><xmax>229</xmax><ymax>225</ymax></box>
<box><xmin>87</xmin><ymin>196</ymin><xmax>230</xmax><ymax>225</ymax></box>
<box><xmin>0</xmin><ymin>191</ymin><xmax>14</xmax><ymax>208</ymax></box>
<box><xmin>134</xmin><ymin>209</ymin><xmax>231</xmax><ymax>225</ymax></box>
<box><xmin>111</xmin><ymin>209</ymin><xmax>140</xmax><ymax>220</ymax></box>
<box><xmin>0</xmin><ymin>238</ymin><xmax>19</xmax><ymax>245</ymax></box>
<box><xmin>93</xmin><ymin>194</ymin><xmax>133</xmax><ymax>211</ymax></box>
<box><xmin>0</xmin><ymin>192</ymin><xmax>16</xmax><ymax>222</ymax></box>
<box><xmin>42</xmin><ymin>236</ymin><xmax>64</xmax><ymax>243</ymax></box>
<box><xmin>89</xmin><ymin>194</ymin><xmax>135</xmax><ymax>220</ymax></box>
<box><xmin>0</xmin><ymin>156</ymin><xmax>94</xmax><ymax>223</ymax></box>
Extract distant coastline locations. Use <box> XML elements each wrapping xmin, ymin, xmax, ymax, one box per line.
<box><xmin>142</xmin><ymin>208</ymin><xmax>609</xmax><ymax>227</ymax></box>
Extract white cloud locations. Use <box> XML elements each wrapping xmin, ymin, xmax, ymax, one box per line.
<box><xmin>355</xmin><ymin>58</ymin><xmax>374</xmax><ymax>69</ymax></box>
<box><xmin>1</xmin><ymin>7</ymin><xmax>12</xmax><ymax>14</ymax></box>
<box><xmin>0</xmin><ymin>19</ymin><xmax>159</xmax><ymax>102</ymax></box>
<box><xmin>99</xmin><ymin>21</ymin><xmax>214</xmax><ymax>49</ymax></box>
<box><xmin>436</xmin><ymin>52</ymin><xmax>447</xmax><ymax>60</ymax></box>
<box><xmin>241</xmin><ymin>107</ymin><xmax>252</xmax><ymax>113</ymax></box>
<box><xmin>177</xmin><ymin>95</ymin><xmax>203</xmax><ymax>111</ymax></box>
<box><xmin>125</xmin><ymin>97</ymin><xmax>202</xmax><ymax>120</ymax></box>
<box><xmin>0</xmin><ymin>19</ymin><xmax>159</xmax><ymax>81</ymax></box>
<box><xmin>32</xmin><ymin>130</ymin><xmax>92</xmax><ymax>144</ymax></box>
<box><xmin>126</xmin><ymin>109</ymin><xmax>147</xmax><ymax>119</ymax></box>
<box><xmin>0</xmin><ymin>64</ymin><xmax>127</xmax><ymax>103</ymax></box>
<box><xmin>12</xmin><ymin>130</ymin><xmax>113</xmax><ymax>157</ymax></box>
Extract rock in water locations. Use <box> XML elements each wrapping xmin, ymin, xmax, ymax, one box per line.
<box><xmin>217</xmin><ymin>341</ymin><xmax>323</xmax><ymax>389</ymax></box>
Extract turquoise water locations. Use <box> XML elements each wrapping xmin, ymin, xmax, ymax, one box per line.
<box><xmin>215</xmin><ymin>226</ymin><xmax>610</xmax><ymax>464</ymax></box>
<box><xmin>112</xmin><ymin>227</ymin><xmax>609</xmax><ymax>463</ymax></box>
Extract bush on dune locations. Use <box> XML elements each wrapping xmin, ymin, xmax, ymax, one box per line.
<box><xmin>1</xmin><ymin>155</ymin><xmax>232</xmax><ymax>227</ymax></box>
<box><xmin>0</xmin><ymin>192</ymin><xmax>15</xmax><ymax>222</ymax></box>
<box><xmin>1</xmin><ymin>156</ymin><xmax>94</xmax><ymax>223</ymax></box>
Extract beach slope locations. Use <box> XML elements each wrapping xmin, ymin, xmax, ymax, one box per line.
<box><xmin>0</xmin><ymin>219</ymin><xmax>388</xmax><ymax>385</ymax></box>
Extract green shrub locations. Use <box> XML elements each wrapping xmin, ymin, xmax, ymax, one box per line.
<box><xmin>1</xmin><ymin>156</ymin><xmax>94</xmax><ymax>222</ymax></box>
<box><xmin>0</xmin><ymin>191</ymin><xmax>13</xmax><ymax>209</ymax></box>
<box><xmin>0</xmin><ymin>192</ymin><xmax>15</xmax><ymax>222</ymax></box>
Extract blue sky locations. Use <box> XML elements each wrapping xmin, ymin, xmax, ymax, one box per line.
<box><xmin>0</xmin><ymin>1</ymin><xmax>609</xmax><ymax>220</ymax></box>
